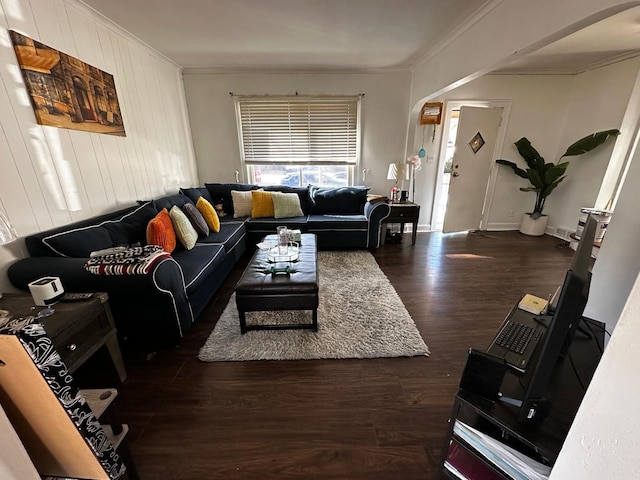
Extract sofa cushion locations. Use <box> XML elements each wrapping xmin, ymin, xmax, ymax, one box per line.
<box><xmin>205</xmin><ymin>183</ymin><xmax>259</xmax><ymax>217</ymax></box>
<box><xmin>306</xmin><ymin>214</ymin><xmax>368</xmax><ymax>230</ymax></box>
<box><xmin>231</xmin><ymin>190</ymin><xmax>254</xmax><ymax>218</ymax></box>
<box><xmin>182</xmin><ymin>203</ymin><xmax>209</xmax><ymax>237</ymax></box>
<box><xmin>272</xmin><ymin>191</ymin><xmax>304</xmax><ymax>218</ymax></box>
<box><xmin>146</xmin><ymin>208</ymin><xmax>176</xmax><ymax>253</ymax></box>
<box><xmin>104</xmin><ymin>201</ymin><xmax>157</xmax><ymax>246</ymax></box>
<box><xmin>171</xmin><ymin>243</ymin><xmax>227</xmax><ymax>293</ymax></box>
<box><xmin>198</xmin><ymin>222</ymin><xmax>246</xmax><ymax>254</ymax></box>
<box><xmin>180</xmin><ymin>187</ymin><xmax>212</xmax><ymax>204</ymax></box>
<box><xmin>169</xmin><ymin>206</ymin><xmax>198</xmax><ymax>250</ymax></box>
<box><xmin>196</xmin><ymin>197</ymin><xmax>220</xmax><ymax>232</ymax></box>
<box><xmin>251</xmin><ymin>190</ymin><xmax>275</xmax><ymax>218</ymax></box>
<box><xmin>42</xmin><ymin>225</ymin><xmax>114</xmax><ymax>258</ymax></box>
<box><xmin>309</xmin><ymin>186</ymin><xmax>369</xmax><ymax>214</ymax></box>
<box><xmin>153</xmin><ymin>193</ymin><xmax>194</xmax><ymax>212</ymax></box>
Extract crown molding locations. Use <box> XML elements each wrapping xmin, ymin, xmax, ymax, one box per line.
<box><xmin>410</xmin><ymin>0</ymin><xmax>505</xmax><ymax>70</ymax></box>
<box><xmin>74</xmin><ymin>0</ymin><xmax>181</xmax><ymax>68</ymax></box>
<box><xmin>182</xmin><ymin>66</ymin><xmax>413</xmax><ymax>75</ymax></box>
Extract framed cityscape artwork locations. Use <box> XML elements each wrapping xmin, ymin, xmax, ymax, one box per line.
<box><xmin>9</xmin><ymin>30</ymin><xmax>126</xmax><ymax>137</ymax></box>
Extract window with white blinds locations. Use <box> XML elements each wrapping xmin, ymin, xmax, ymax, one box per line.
<box><xmin>236</xmin><ymin>96</ymin><xmax>360</xmax><ymax>165</ymax></box>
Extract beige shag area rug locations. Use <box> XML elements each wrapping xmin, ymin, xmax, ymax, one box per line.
<box><xmin>198</xmin><ymin>250</ymin><xmax>430</xmax><ymax>362</ymax></box>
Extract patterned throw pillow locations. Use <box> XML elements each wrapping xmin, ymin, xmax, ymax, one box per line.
<box><xmin>196</xmin><ymin>197</ymin><xmax>220</xmax><ymax>232</ymax></box>
<box><xmin>146</xmin><ymin>208</ymin><xmax>176</xmax><ymax>253</ymax></box>
<box><xmin>169</xmin><ymin>205</ymin><xmax>198</xmax><ymax>250</ymax></box>
<box><xmin>231</xmin><ymin>190</ymin><xmax>255</xmax><ymax>218</ymax></box>
<box><xmin>182</xmin><ymin>203</ymin><xmax>209</xmax><ymax>237</ymax></box>
<box><xmin>272</xmin><ymin>191</ymin><xmax>304</xmax><ymax>219</ymax></box>
<box><xmin>251</xmin><ymin>190</ymin><xmax>275</xmax><ymax>218</ymax></box>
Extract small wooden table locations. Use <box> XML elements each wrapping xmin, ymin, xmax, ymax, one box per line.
<box><xmin>0</xmin><ymin>292</ymin><xmax>126</xmax><ymax>383</ymax></box>
<box><xmin>380</xmin><ymin>201</ymin><xmax>421</xmax><ymax>245</ymax></box>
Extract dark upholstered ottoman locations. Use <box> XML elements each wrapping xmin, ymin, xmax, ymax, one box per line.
<box><xmin>235</xmin><ymin>234</ymin><xmax>319</xmax><ymax>334</ymax></box>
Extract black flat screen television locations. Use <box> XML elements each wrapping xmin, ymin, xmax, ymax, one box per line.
<box><xmin>515</xmin><ymin>215</ymin><xmax>598</xmax><ymax>423</ymax></box>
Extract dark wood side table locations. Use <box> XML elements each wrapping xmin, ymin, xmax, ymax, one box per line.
<box><xmin>380</xmin><ymin>201</ymin><xmax>421</xmax><ymax>245</ymax></box>
<box><xmin>0</xmin><ymin>292</ymin><xmax>126</xmax><ymax>383</ymax></box>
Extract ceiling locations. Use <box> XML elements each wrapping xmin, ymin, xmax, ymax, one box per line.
<box><xmin>492</xmin><ymin>7</ymin><xmax>640</xmax><ymax>75</ymax></box>
<box><xmin>82</xmin><ymin>0</ymin><xmax>640</xmax><ymax>74</ymax></box>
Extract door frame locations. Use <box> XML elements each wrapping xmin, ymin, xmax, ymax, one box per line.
<box><xmin>433</xmin><ymin>100</ymin><xmax>512</xmax><ymax>231</ymax></box>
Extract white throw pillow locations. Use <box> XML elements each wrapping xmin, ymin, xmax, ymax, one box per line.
<box><xmin>169</xmin><ymin>205</ymin><xmax>198</xmax><ymax>250</ymax></box>
<box><xmin>231</xmin><ymin>189</ymin><xmax>259</xmax><ymax>218</ymax></box>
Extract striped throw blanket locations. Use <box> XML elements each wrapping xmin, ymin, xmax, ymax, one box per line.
<box><xmin>84</xmin><ymin>245</ymin><xmax>170</xmax><ymax>275</ymax></box>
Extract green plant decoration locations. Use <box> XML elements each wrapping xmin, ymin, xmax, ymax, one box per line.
<box><xmin>496</xmin><ymin>129</ymin><xmax>621</xmax><ymax>219</ymax></box>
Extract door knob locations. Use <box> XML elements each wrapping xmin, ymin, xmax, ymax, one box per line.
<box><xmin>452</xmin><ymin>172</ymin><xmax>460</xmax><ymax>177</ymax></box>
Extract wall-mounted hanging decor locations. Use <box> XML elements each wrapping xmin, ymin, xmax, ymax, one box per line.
<box><xmin>419</xmin><ymin>102</ymin><xmax>443</xmax><ymax>125</ymax></box>
<box><xmin>468</xmin><ymin>131</ymin><xmax>485</xmax><ymax>154</ymax></box>
<box><xmin>9</xmin><ymin>31</ymin><xmax>126</xmax><ymax>137</ymax></box>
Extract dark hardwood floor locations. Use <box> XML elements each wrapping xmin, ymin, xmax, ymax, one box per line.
<box><xmin>116</xmin><ymin>230</ymin><xmax>575</xmax><ymax>479</ymax></box>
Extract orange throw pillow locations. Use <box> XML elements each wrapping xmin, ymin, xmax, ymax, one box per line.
<box><xmin>146</xmin><ymin>208</ymin><xmax>176</xmax><ymax>253</ymax></box>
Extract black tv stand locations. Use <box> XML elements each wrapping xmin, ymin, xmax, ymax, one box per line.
<box><xmin>438</xmin><ymin>310</ymin><xmax>604</xmax><ymax>479</ymax></box>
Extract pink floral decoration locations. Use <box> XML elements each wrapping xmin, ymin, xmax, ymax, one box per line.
<box><xmin>408</xmin><ymin>155</ymin><xmax>422</xmax><ymax>171</ymax></box>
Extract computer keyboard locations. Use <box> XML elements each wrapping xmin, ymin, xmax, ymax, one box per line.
<box><xmin>487</xmin><ymin>313</ymin><xmax>546</xmax><ymax>373</ymax></box>
<box><xmin>494</xmin><ymin>320</ymin><xmax>536</xmax><ymax>354</ymax></box>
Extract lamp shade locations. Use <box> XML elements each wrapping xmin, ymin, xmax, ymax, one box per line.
<box><xmin>386</xmin><ymin>163</ymin><xmax>409</xmax><ymax>181</ymax></box>
<box><xmin>0</xmin><ymin>210</ymin><xmax>17</xmax><ymax>245</ymax></box>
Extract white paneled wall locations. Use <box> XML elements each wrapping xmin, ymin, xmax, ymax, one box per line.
<box><xmin>0</xmin><ymin>0</ymin><xmax>197</xmax><ymax>291</ymax></box>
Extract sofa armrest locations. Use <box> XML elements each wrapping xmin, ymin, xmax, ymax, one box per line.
<box><xmin>7</xmin><ymin>256</ymin><xmax>192</xmax><ymax>345</ymax></box>
<box><xmin>364</xmin><ymin>201</ymin><xmax>391</xmax><ymax>248</ymax></box>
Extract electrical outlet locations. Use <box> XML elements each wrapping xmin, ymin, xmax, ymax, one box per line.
<box><xmin>509</xmin><ymin>209</ymin><xmax>515</xmax><ymax>218</ymax></box>
<box><xmin>427</xmin><ymin>155</ymin><xmax>435</xmax><ymax>164</ymax></box>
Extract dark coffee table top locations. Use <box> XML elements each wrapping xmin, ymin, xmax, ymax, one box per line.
<box><xmin>235</xmin><ymin>233</ymin><xmax>318</xmax><ymax>294</ymax></box>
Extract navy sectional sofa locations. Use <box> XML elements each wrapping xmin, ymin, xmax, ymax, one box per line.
<box><xmin>8</xmin><ymin>183</ymin><xmax>390</xmax><ymax>347</ymax></box>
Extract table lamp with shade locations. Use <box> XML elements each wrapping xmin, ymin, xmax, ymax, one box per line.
<box><xmin>387</xmin><ymin>162</ymin><xmax>409</xmax><ymax>203</ymax></box>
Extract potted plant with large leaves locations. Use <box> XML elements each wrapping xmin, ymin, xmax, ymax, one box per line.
<box><xmin>496</xmin><ymin>129</ymin><xmax>620</xmax><ymax>236</ymax></box>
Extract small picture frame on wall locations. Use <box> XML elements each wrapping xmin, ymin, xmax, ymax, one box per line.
<box><xmin>468</xmin><ymin>132</ymin><xmax>485</xmax><ymax>154</ymax></box>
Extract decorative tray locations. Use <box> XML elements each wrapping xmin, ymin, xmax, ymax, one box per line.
<box><xmin>266</xmin><ymin>244</ymin><xmax>299</xmax><ymax>263</ymax></box>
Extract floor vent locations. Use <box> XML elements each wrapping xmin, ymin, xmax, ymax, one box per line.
<box><xmin>555</xmin><ymin>227</ymin><xmax>571</xmax><ymax>240</ymax></box>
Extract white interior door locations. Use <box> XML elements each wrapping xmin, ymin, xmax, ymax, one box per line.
<box><xmin>442</xmin><ymin>106</ymin><xmax>502</xmax><ymax>233</ymax></box>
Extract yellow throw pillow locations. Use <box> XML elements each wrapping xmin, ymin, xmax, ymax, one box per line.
<box><xmin>196</xmin><ymin>197</ymin><xmax>220</xmax><ymax>233</ymax></box>
<box><xmin>251</xmin><ymin>190</ymin><xmax>275</xmax><ymax>218</ymax></box>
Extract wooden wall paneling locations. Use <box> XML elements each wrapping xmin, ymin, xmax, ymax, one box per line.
<box><xmin>93</xmin><ymin>24</ymin><xmax>125</xmax><ymax>208</ymax></box>
<box><xmin>60</xmin><ymin>6</ymin><xmax>113</xmax><ymax>215</ymax></box>
<box><xmin>52</xmin><ymin>0</ymin><xmax>77</xmax><ymax>56</ymax></box>
<box><xmin>0</xmin><ymin>6</ymin><xmax>73</xmax><ymax>232</ymax></box>
<box><xmin>145</xmin><ymin>56</ymin><xmax>179</xmax><ymax>194</ymax></box>
<box><xmin>0</xmin><ymin>0</ymin><xmax>37</xmax><ymax>35</ymax></box>
<box><xmin>172</xmin><ymin>66</ymin><xmax>199</xmax><ymax>185</ymax></box>
<box><xmin>90</xmin><ymin>136</ymin><xmax>118</xmax><ymax>210</ymax></box>
<box><xmin>68</xmin><ymin>131</ymin><xmax>110</xmax><ymax>214</ymax></box>
<box><xmin>157</xmin><ymin>61</ymin><xmax>197</xmax><ymax>188</ymax></box>
<box><xmin>0</xmin><ymin>122</ymin><xmax>39</xmax><ymax>235</ymax></box>
<box><xmin>111</xmin><ymin>35</ymin><xmax>152</xmax><ymax>201</ymax></box>
<box><xmin>3</xmin><ymin>4</ymin><xmax>82</xmax><ymax>226</ymax></box>
<box><xmin>105</xmin><ymin>32</ymin><xmax>138</xmax><ymax>202</ymax></box>
<box><xmin>30</xmin><ymin>0</ymin><xmax>95</xmax><ymax>222</ymax></box>
<box><xmin>146</xmin><ymin>59</ymin><xmax>173</xmax><ymax>194</ymax></box>
<box><xmin>66</xmin><ymin>3</ymin><xmax>101</xmax><ymax>66</ymax></box>
<box><xmin>128</xmin><ymin>47</ymin><xmax>163</xmax><ymax>197</ymax></box>
<box><xmin>39</xmin><ymin>129</ymin><xmax>92</xmax><ymax>220</ymax></box>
